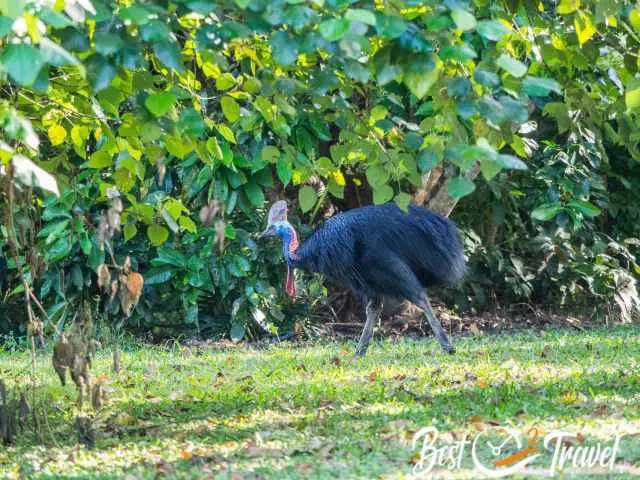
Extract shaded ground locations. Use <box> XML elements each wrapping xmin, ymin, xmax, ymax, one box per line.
<box><xmin>0</xmin><ymin>325</ymin><xmax>639</xmax><ymax>479</ymax></box>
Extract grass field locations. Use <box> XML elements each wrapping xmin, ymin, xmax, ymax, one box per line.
<box><xmin>0</xmin><ymin>325</ymin><xmax>639</xmax><ymax>479</ymax></box>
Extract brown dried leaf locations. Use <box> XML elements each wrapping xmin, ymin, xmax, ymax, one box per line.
<box><xmin>97</xmin><ymin>264</ymin><xmax>111</xmax><ymax>291</ymax></box>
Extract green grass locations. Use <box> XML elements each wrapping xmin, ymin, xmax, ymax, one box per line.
<box><xmin>1</xmin><ymin>326</ymin><xmax>639</xmax><ymax>479</ymax></box>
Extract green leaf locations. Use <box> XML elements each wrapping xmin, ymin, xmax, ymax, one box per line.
<box><xmin>206</xmin><ymin>137</ymin><xmax>223</xmax><ymax>161</ymax></box>
<box><xmin>244</xmin><ymin>181</ymin><xmax>265</xmax><ymax>207</ymax></box>
<box><xmin>47</xmin><ymin>237</ymin><xmax>71</xmax><ymax>263</ymax></box>
<box><xmin>448</xmin><ymin>176</ymin><xmax>476</xmax><ymax>199</ymax></box>
<box><xmin>221</xmin><ymin>96</ymin><xmax>240</xmax><ymax>122</ymax></box>
<box><xmin>366</xmin><ymin>166</ymin><xmax>390</xmax><ymax>188</ymax></box>
<box><xmin>476</xmin><ymin>20</ymin><xmax>510</xmax><ymax>41</ymax></box>
<box><xmin>480</xmin><ymin>159</ymin><xmax>503</xmax><ymax>181</ymax></box>
<box><xmin>543</xmin><ymin>102</ymin><xmax>571</xmax><ymax>132</ymax></box>
<box><xmin>261</xmin><ymin>145</ymin><xmax>280</xmax><ymax>162</ymax></box>
<box><xmin>417</xmin><ymin>148</ymin><xmax>441</xmax><ymax>172</ymax></box>
<box><xmin>145</xmin><ymin>92</ymin><xmax>177</xmax><ymax>117</ymax></box>
<box><xmin>568</xmin><ymin>200</ymin><xmax>601</xmax><ymax>217</ymax></box>
<box><xmin>531</xmin><ymin>204</ymin><xmax>563</xmax><ymax>221</ymax></box>
<box><xmin>88</xmin><ymin>151</ymin><xmax>113</xmax><ymax>168</ymax></box>
<box><xmin>394</xmin><ymin>192</ymin><xmax>412</xmax><ymax>211</ymax></box>
<box><xmin>373</xmin><ymin>184</ymin><xmax>394</xmax><ymax>204</ymax></box>
<box><xmin>440</xmin><ymin>44</ymin><xmax>477</xmax><ymax>62</ymax></box>
<box><xmin>523</xmin><ymin>76</ymin><xmax>562</xmax><ymax>96</ymax></box>
<box><xmin>319</xmin><ymin>17</ymin><xmax>351</xmax><ymax>41</ymax></box>
<box><xmin>626</xmin><ymin>78</ymin><xmax>640</xmax><ymax>111</ymax></box>
<box><xmin>154</xmin><ymin>247</ymin><xmax>186</xmax><ymax>268</ymax></box>
<box><xmin>404</xmin><ymin>63</ymin><xmax>441</xmax><ymax>99</ymax></box>
<box><xmin>216</xmin><ymin>73</ymin><xmax>236</xmax><ymax>91</ymax></box>
<box><xmin>0</xmin><ymin>16</ymin><xmax>13</xmax><ymax>37</ymax></box>
<box><xmin>299</xmin><ymin>186</ymin><xmax>317</xmax><ymax>213</ymax></box>
<box><xmin>450</xmin><ymin>9</ymin><xmax>476</xmax><ymax>31</ymax></box>
<box><xmin>230</xmin><ymin>322</ymin><xmax>245</xmax><ymax>342</ymax></box>
<box><xmin>1</xmin><ymin>43</ymin><xmax>44</xmax><ymax>86</ymax></box>
<box><xmin>345</xmin><ymin>9</ymin><xmax>376</xmax><ymax>26</ymax></box>
<box><xmin>495</xmin><ymin>54</ymin><xmax>527</xmax><ymax>78</ymax></box>
<box><xmin>140</xmin><ymin>20</ymin><xmax>171</xmax><ymax>42</ymax></box>
<box><xmin>94</xmin><ymin>32</ymin><xmax>124</xmax><ymax>56</ymax></box>
<box><xmin>145</xmin><ymin>268</ymin><xmax>175</xmax><ymax>285</ymax></box>
<box><xmin>474</xmin><ymin>68</ymin><xmax>500</xmax><ymax>87</ymax></box>
<box><xmin>153</xmin><ymin>41</ymin><xmax>184</xmax><ymax>72</ymax></box>
<box><xmin>276</xmin><ymin>158</ymin><xmax>292</xmax><ymax>186</ymax></box>
<box><xmin>495</xmin><ymin>154</ymin><xmax>527</xmax><ymax>170</ymax></box>
<box><xmin>147</xmin><ymin>224</ymin><xmax>169</xmax><ymax>246</ymax></box>
<box><xmin>270</xmin><ymin>31</ymin><xmax>299</xmax><ymax>66</ymax></box>
<box><xmin>86</xmin><ymin>55</ymin><xmax>116</xmax><ymax>92</ymax></box>
<box><xmin>124</xmin><ymin>223</ymin><xmax>137</xmax><ymax>241</ymax></box>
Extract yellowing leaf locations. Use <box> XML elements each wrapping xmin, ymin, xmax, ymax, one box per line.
<box><xmin>179</xmin><ymin>216</ymin><xmax>197</xmax><ymax>233</ymax></box>
<box><xmin>332</xmin><ymin>170</ymin><xmax>346</xmax><ymax>187</ymax></box>
<box><xmin>216</xmin><ymin>124</ymin><xmax>236</xmax><ymax>144</ymax></box>
<box><xmin>630</xmin><ymin>9</ymin><xmax>640</xmax><ymax>31</ymax></box>
<box><xmin>626</xmin><ymin>78</ymin><xmax>640</xmax><ymax>111</ymax></box>
<box><xmin>221</xmin><ymin>96</ymin><xmax>240</xmax><ymax>122</ymax></box>
<box><xmin>147</xmin><ymin>224</ymin><xmax>169</xmax><ymax>246</ymax></box>
<box><xmin>47</xmin><ymin>125</ymin><xmax>67</xmax><ymax>146</ymax></box>
<box><xmin>574</xmin><ymin>12</ymin><xmax>596</xmax><ymax>46</ymax></box>
<box><xmin>556</xmin><ymin>0</ymin><xmax>580</xmax><ymax>15</ymax></box>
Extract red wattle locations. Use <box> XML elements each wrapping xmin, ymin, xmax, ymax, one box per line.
<box><xmin>286</xmin><ymin>266</ymin><xmax>296</xmax><ymax>297</ymax></box>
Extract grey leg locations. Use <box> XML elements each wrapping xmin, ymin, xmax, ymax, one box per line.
<box><xmin>421</xmin><ymin>296</ymin><xmax>455</xmax><ymax>354</ymax></box>
<box><xmin>355</xmin><ymin>300</ymin><xmax>383</xmax><ymax>358</ymax></box>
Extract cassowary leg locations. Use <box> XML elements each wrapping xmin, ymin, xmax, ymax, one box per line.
<box><xmin>355</xmin><ymin>300</ymin><xmax>383</xmax><ymax>358</ymax></box>
<box><xmin>419</xmin><ymin>295</ymin><xmax>455</xmax><ymax>354</ymax></box>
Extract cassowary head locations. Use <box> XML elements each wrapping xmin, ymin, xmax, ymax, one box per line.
<box><xmin>260</xmin><ymin>200</ymin><xmax>299</xmax><ymax>297</ymax></box>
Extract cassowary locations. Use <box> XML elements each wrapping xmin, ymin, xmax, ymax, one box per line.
<box><xmin>260</xmin><ymin>200</ymin><xmax>466</xmax><ymax>357</ymax></box>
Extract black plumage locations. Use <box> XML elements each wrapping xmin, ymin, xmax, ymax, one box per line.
<box><xmin>261</xmin><ymin>201</ymin><xmax>466</xmax><ymax>357</ymax></box>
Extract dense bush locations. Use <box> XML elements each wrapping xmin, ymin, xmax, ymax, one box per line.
<box><xmin>1</xmin><ymin>0</ymin><xmax>640</xmax><ymax>341</ymax></box>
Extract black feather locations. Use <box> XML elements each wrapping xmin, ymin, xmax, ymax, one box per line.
<box><xmin>292</xmin><ymin>203</ymin><xmax>466</xmax><ymax>303</ymax></box>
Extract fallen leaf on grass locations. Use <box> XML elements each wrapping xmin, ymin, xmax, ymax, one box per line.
<box><xmin>470</xmin><ymin>415</ymin><xmax>501</xmax><ymax>432</ymax></box>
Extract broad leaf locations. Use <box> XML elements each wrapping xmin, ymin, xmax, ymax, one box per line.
<box><xmin>299</xmin><ymin>186</ymin><xmax>317</xmax><ymax>212</ymax></box>
<box><xmin>145</xmin><ymin>92</ymin><xmax>177</xmax><ymax>117</ymax></box>
<box><xmin>2</xmin><ymin>43</ymin><xmax>44</xmax><ymax>86</ymax></box>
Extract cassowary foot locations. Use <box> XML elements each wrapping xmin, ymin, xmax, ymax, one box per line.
<box><xmin>442</xmin><ymin>343</ymin><xmax>456</xmax><ymax>355</ymax></box>
<box><xmin>354</xmin><ymin>348</ymin><xmax>368</xmax><ymax>359</ymax></box>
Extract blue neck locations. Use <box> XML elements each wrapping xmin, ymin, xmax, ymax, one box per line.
<box><xmin>279</xmin><ymin>222</ymin><xmax>298</xmax><ymax>264</ymax></box>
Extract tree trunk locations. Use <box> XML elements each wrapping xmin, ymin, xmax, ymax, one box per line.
<box><xmin>427</xmin><ymin>162</ymin><xmax>481</xmax><ymax>218</ymax></box>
